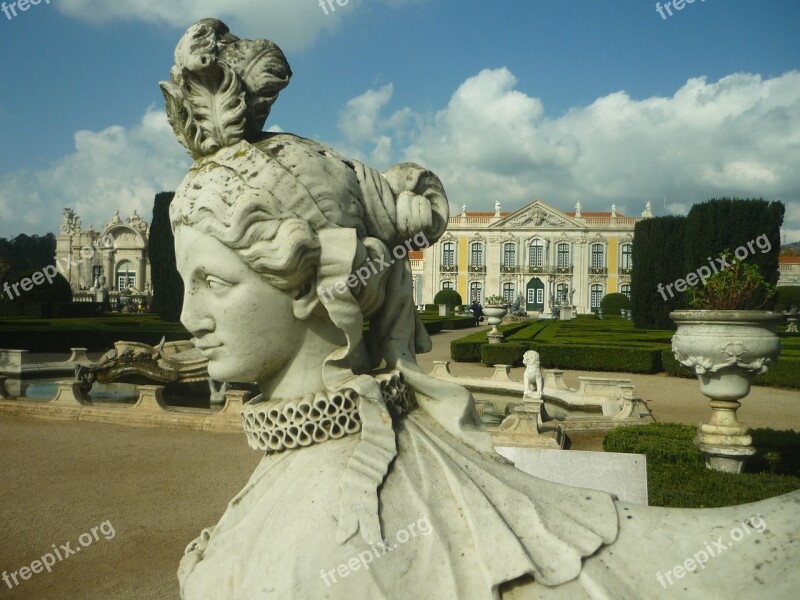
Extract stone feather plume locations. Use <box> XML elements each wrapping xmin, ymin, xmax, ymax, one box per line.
<box><xmin>160</xmin><ymin>19</ymin><xmax>292</xmax><ymax>158</ymax></box>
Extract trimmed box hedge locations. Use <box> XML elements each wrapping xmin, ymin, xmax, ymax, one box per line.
<box><xmin>450</xmin><ymin>322</ymin><xmax>531</xmax><ymax>362</ymax></box>
<box><xmin>604</xmin><ymin>424</ymin><xmax>800</xmax><ymax>507</ymax></box>
<box><xmin>480</xmin><ymin>343</ymin><xmax>528</xmax><ymax>366</ymax></box>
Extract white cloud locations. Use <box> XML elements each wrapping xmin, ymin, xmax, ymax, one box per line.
<box><xmin>2</xmin><ymin>68</ymin><xmax>799</xmax><ymax>246</ymax></box>
<box><xmin>57</xmin><ymin>0</ymin><xmax>425</xmax><ymax>53</ymax></box>
<box><xmin>0</xmin><ymin>108</ymin><xmax>191</xmax><ymax>237</ymax></box>
<box><xmin>338</xmin><ymin>69</ymin><xmax>800</xmax><ymax>243</ymax></box>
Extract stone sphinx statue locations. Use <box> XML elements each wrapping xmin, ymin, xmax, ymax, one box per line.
<box><xmin>163</xmin><ymin>19</ymin><xmax>799</xmax><ymax>600</ymax></box>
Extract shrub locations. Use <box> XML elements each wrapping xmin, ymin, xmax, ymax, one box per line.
<box><xmin>774</xmin><ymin>285</ymin><xmax>800</xmax><ymax>312</ymax></box>
<box><xmin>149</xmin><ymin>191</ymin><xmax>184</xmax><ymax>322</ymax></box>
<box><xmin>433</xmin><ymin>289</ymin><xmax>463</xmax><ymax>306</ymax></box>
<box><xmin>600</xmin><ymin>292</ymin><xmax>631</xmax><ymax>316</ymax></box>
<box><xmin>524</xmin><ymin>342</ymin><xmax>663</xmax><ymax>373</ymax></box>
<box><xmin>480</xmin><ymin>343</ymin><xmax>527</xmax><ymax>366</ymax></box>
<box><xmin>604</xmin><ymin>424</ymin><xmax>800</xmax><ymax>507</ymax></box>
<box><xmin>631</xmin><ymin>215</ymin><xmax>688</xmax><ymax>329</ymax></box>
<box><xmin>450</xmin><ymin>323</ymin><xmax>531</xmax><ymax>362</ymax></box>
<box><xmin>684</xmin><ymin>198</ymin><xmax>783</xmax><ymax>310</ymax></box>
<box><xmin>688</xmin><ymin>251</ymin><xmax>775</xmax><ymax>310</ymax></box>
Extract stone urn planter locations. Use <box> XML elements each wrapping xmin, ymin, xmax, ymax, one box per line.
<box><xmin>484</xmin><ymin>304</ymin><xmax>508</xmax><ymax>344</ymax></box>
<box><xmin>670</xmin><ymin>310</ymin><xmax>782</xmax><ymax>473</ymax></box>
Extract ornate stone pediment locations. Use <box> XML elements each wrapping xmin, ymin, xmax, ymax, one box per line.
<box><xmin>495</xmin><ymin>201</ymin><xmax>580</xmax><ymax>229</ymax></box>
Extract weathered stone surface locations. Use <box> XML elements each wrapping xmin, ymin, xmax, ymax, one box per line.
<box><xmin>495</xmin><ymin>446</ymin><xmax>648</xmax><ymax>505</ymax></box>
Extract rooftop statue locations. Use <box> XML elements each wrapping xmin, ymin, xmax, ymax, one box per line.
<box><xmin>163</xmin><ymin>19</ymin><xmax>800</xmax><ymax>600</ymax></box>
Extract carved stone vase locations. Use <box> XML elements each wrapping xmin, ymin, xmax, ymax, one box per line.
<box><xmin>670</xmin><ymin>310</ymin><xmax>782</xmax><ymax>474</ymax></box>
<box><xmin>484</xmin><ymin>305</ymin><xmax>508</xmax><ymax>344</ymax></box>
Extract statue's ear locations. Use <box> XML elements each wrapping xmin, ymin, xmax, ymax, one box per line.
<box><xmin>291</xmin><ymin>279</ymin><xmax>319</xmax><ymax>320</ymax></box>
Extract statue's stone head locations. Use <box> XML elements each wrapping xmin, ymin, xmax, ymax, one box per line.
<box><xmin>161</xmin><ymin>21</ymin><xmax>449</xmax><ymax>389</ymax></box>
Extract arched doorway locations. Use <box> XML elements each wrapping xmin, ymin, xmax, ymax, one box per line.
<box><xmin>526</xmin><ymin>277</ymin><xmax>544</xmax><ymax>312</ymax></box>
<box><xmin>116</xmin><ymin>260</ymin><xmax>136</xmax><ymax>291</ymax></box>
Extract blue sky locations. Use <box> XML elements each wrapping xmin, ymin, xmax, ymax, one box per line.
<box><xmin>1</xmin><ymin>0</ymin><xmax>799</xmax><ymax>241</ymax></box>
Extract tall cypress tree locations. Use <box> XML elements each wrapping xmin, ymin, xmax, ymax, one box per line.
<box><xmin>631</xmin><ymin>215</ymin><xmax>688</xmax><ymax>329</ymax></box>
<box><xmin>149</xmin><ymin>191</ymin><xmax>184</xmax><ymax>321</ymax></box>
<box><xmin>684</xmin><ymin>198</ymin><xmax>784</xmax><ymax>308</ymax></box>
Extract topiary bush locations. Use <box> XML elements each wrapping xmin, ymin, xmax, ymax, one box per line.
<box><xmin>600</xmin><ymin>292</ymin><xmax>631</xmax><ymax>316</ymax></box>
<box><xmin>774</xmin><ymin>285</ymin><xmax>800</xmax><ymax>312</ymax></box>
<box><xmin>433</xmin><ymin>289</ymin><xmax>463</xmax><ymax>306</ymax></box>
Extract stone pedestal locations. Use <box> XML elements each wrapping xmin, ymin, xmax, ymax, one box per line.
<box><xmin>490</xmin><ymin>364</ymin><xmax>512</xmax><ymax>381</ymax></box>
<box><xmin>0</xmin><ymin>349</ymin><xmax>29</xmax><ymax>376</ymax></box>
<box><xmin>0</xmin><ymin>376</ymin><xmax>13</xmax><ymax>399</ymax></box>
<box><xmin>495</xmin><ymin>402</ymin><xmax>564</xmax><ymax>449</ymax></box>
<box><xmin>219</xmin><ymin>389</ymin><xmax>253</xmax><ymax>416</ymax></box>
<box><xmin>787</xmin><ymin>317</ymin><xmax>798</xmax><ymax>333</ymax></box>
<box><xmin>52</xmin><ymin>380</ymin><xmax>89</xmax><ymax>406</ymax></box>
<box><xmin>543</xmin><ymin>369</ymin><xmax>569</xmax><ymax>391</ymax></box>
<box><xmin>558</xmin><ymin>305</ymin><xmax>573</xmax><ymax>320</ymax></box>
<box><xmin>66</xmin><ymin>348</ymin><xmax>90</xmax><ymax>363</ymax></box>
<box><xmin>437</xmin><ymin>304</ymin><xmax>451</xmax><ymax>317</ymax></box>
<box><xmin>132</xmin><ymin>385</ymin><xmax>168</xmax><ymax>412</ymax></box>
<box><xmin>429</xmin><ymin>361</ymin><xmax>453</xmax><ymax>378</ymax></box>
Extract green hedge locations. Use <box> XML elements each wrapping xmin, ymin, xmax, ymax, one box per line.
<box><xmin>604</xmin><ymin>424</ymin><xmax>800</xmax><ymax>507</ymax></box>
<box><xmin>0</xmin><ymin>315</ymin><xmax>191</xmax><ymax>352</ymax></box>
<box><xmin>450</xmin><ymin>323</ymin><xmax>531</xmax><ymax>362</ymax></box>
<box><xmin>518</xmin><ymin>342</ymin><xmax>663</xmax><ymax>373</ymax></box>
<box><xmin>774</xmin><ymin>285</ymin><xmax>800</xmax><ymax>312</ymax></box>
<box><xmin>480</xmin><ymin>343</ymin><xmax>528</xmax><ymax>366</ymax></box>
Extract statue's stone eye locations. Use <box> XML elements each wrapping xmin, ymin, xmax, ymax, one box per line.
<box><xmin>205</xmin><ymin>275</ymin><xmax>229</xmax><ymax>290</ymax></box>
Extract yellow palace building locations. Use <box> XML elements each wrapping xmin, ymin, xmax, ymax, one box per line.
<box><xmin>410</xmin><ymin>199</ymin><xmax>654</xmax><ymax>315</ymax></box>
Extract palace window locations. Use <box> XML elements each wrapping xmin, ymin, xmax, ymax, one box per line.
<box><xmin>503</xmin><ymin>243</ymin><xmax>516</xmax><ymax>268</ymax></box>
<box><xmin>621</xmin><ymin>284</ymin><xmax>631</xmax><ymax>299</ymax></box>
<box><xmin>591</xmin><ymin>244</ymin><xmax>605</xmax><ymax>269</ymax></box>
<box><xmin>529</xmin><ymin>240</ymin><xmax>543</xmax><ymax>267</ymax></box>
<box><xmin>591</xmin><ymin>284</ymin><xmax>603</xmax><ymax>309</ymax></box>
<box><xmin>557</xmin><ymin>243</ymin><xmax>570</xmax><ymax>268</ymax></box>
<box><xmin>116</xmin><ymin>260</ymin><xmax>136</xmax><ymax>291</ymax></box>
<box><xmin>442</xmin><ymin>242</ymin><xmax>455</xmax><ymax>267</ymax></box>
<box><xmin>470</xmin><ymin>243</ymin><xmax>484</xmax><ymax>267</ymax></box>
<box><xmin>470</xmin><ymin>282</ymin><xmax>483</xmax><ymax>304</ymax></box>
<box><xmin>442</xmin><ymin>281</ymin><xmax>454</xmax><ymax>290</ymax></box>
<box><xmin>556</xmin><ymin>283</ymin><xmax>569</xmax><ymax>304</ymax></box>
<box><xmin>621</xmin><ymin>244</ymin><xmax>633</xmax><ymax>270</ymax></box>
<box><xmin>502</xmin><ymin>283</ymin><xmax>515</xmax><ymax>304</ymax></box>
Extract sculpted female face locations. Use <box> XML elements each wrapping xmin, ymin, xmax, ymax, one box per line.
<box><xmin>174</xmin><ymin>225</ymin><xmax>304</xmax><ymax>385</ymax></box>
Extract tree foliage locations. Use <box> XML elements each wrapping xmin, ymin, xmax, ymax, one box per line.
<box><xmin>684</xmin><ymin>198</ymin><xmax>783</xmax><ymax>308</ymax></box>
<box><xmin>433</xmin><ymin>288</ymin><xmax>463</xmax><ymax>306</ymax></box>
<box><xmin>600</xmin><ymin>292</ymin><xmax>631</xmax><ymax>315</ymax></box>
<box><xmin>149</xmin><ymin>191</ymin><xmax>184</xmax><ymax>322</ymax></box>
<box><xmin>631</xmin><ymin>215</ymin><xmax>688</xmax><ymax>329</ymax></box>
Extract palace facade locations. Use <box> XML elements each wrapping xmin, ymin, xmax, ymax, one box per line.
<box><xmin>411</xmin><ymin>199</ymin><xmax>653</xmax><ymax>315</ymax></box>
<box><xmin>55</xmin><ymin>208</ymin><xmax>152</xmax><ymax>295</ymax></box>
